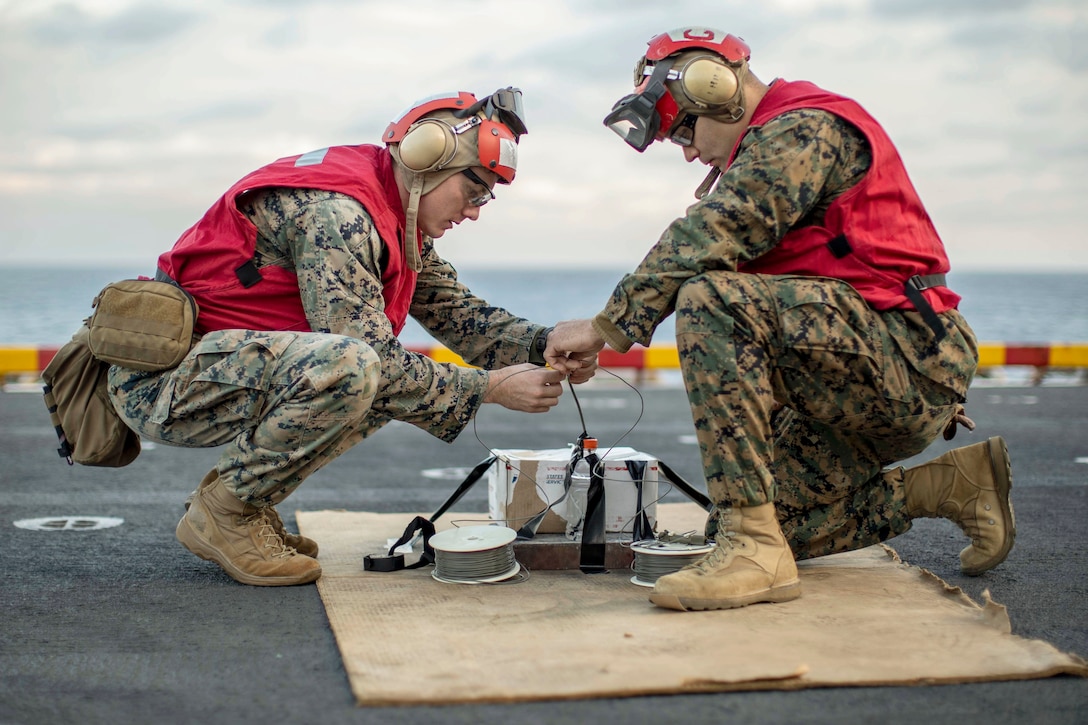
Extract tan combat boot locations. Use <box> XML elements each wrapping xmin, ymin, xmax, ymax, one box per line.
<box><xmin>904</xmin><ymin>436</ymin><xmax>1015</xmax><ymax>576</ymax></box>
<box><xmin>185</xmin><ymin>469</ymin><xmax>319</xmax><ymax>558</ymax></box>
<box><xmin>649</xmin><ymin>502</ymin><xmax>801</xmax><ymax>611</ymax></box>
<box><xmin>176</xmin><ymin>475</ymin><xmax>322</xmax><ymax>586</ymax></box>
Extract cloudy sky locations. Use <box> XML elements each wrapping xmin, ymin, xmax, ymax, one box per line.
<box><xmin>1</xmin><ymin>0</ymin><xmax>1085</xmax><ymax>272</ymax></box>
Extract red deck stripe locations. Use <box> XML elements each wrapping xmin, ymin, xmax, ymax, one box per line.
<box><xmin>598</xmin><ymin>347</ymin><xmax>645</xmax><ymax>368</ymax></box>
<box><xmin>1003</xmin><ymin>346</ymin><xmax>1050</xmax><ymax>367</ymax></box>
<box><xmin>38</xmin><ymin>347</ymin><xmax>59</xmax><ymax>372</ymax></box>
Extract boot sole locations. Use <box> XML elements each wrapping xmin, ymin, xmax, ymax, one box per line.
<box><xmin>649</xmin><ymin>579</ymin><xmax>802</xmax><ymax>612</ymax></box>
<box><xmin>176</xmin><ymin>515</ymin><xmax>321</xmax><ymax>587</ymax></box>
<box><xmin>962</xmin><ymin>436</ymin><xmax>1016</xmax><ymax>576</ymax></box>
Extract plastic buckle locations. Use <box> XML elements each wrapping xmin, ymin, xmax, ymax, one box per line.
<box><xmin>363</xmin><ymin>553</ymin><xmax>405</xmax><ymax>572</ymax></box>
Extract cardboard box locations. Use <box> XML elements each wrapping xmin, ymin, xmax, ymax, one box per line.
<box><xmin>487</xmin><ymin>447</ymin><xmax>658</xmax><ymax>535</ymax></box>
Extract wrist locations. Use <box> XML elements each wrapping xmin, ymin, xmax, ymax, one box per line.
<box><xmin>528</xmin><ymin>326</ymin><xmax>554</xmax><ymax>366</ymax></box>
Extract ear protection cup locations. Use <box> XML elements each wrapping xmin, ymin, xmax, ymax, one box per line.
<box><xmin>675</xmin><ymin>54</ymin><xmax>739</xmax><ymax>109</ymax></box>
<box><xmin>397</xmin><ymin>119</ymin><xmax>458</xmax><ymax>172</ymax></box>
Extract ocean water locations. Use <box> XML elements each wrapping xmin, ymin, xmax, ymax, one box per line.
<box><xmin>0</xmin><ymin>264</ymin><xmax>1085</xmax><ymax>348</ymax></box>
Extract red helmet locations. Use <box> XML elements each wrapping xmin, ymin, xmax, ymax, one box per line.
<box><xmin>643</xmin><ymin>27</ymin><xmax>750</xmax><ymax>63</ymax></box>
<box><xmin>383</xmin><ymin>88</ymin><xmax>526</xmax><ymax>183</ymax></box>
<box><xmin>383</xmin><ymin>91</ymin><xmax>477</xmax><ymax>140</ymax></box>
<box><xmin>604</xmin><ymin>27</ymin><xmax>751</xmax><ymax>152</ymax></box>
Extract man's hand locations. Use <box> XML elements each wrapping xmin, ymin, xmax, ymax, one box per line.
<box><xmin>483</xmin><ymin>363</ymin><xmax>566</xmax><ymax>413</ymax></box>
<box><xmin>566</xmin><ymin>351</ymin><xmax>599</xmax><ymax>384</ymax></box>
<box><xmin>544</xmin><ymin>319</ymin><xmax>605</xmax><ymax>376</ymax></box>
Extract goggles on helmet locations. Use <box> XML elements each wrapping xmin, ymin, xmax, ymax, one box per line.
<box><xmin>602</xmin><ymin>59</ymin><xmax>676</xmax><ymax>152</ymax></box>
<box><xmin>383</xmin><ymin>88</ymin><xmax>526</xmax><ymax>184</ymax></box>
<box><xmin>605</xmin><ymin>27</ymin><xmax>752</xmax><ymax>152</ymax></box>
<box><xmin>456</xmin><ymin>86</ymin><xmax>528</xmax><ymax>139</ymax></box>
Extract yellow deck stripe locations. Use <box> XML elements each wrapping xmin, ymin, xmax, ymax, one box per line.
<box><xmin>2</xmin><ymin>342</ymin><xmax>1087</xmax><ymax>378</ymax></box>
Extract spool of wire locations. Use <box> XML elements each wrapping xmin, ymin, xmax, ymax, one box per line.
<box><xmin>430</xmin><ymin>525</ymin><xmax>521</xmax><ymax>584</ymax></box>
<box><xmin>630</xmin><ymin>538</ymin><xmax>715</xmax><ymax>588</ymax></box>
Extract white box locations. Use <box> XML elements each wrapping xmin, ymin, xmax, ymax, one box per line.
<box><xmin>487</xmin><ymin>446</ymin><xmax>658</xmax><ymax>535</ymax></box>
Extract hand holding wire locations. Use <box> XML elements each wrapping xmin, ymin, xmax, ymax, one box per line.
<box><xmin>483</xmin><ymin>363</ymin><xmax>565</xmax><ymax>413</ymax></box>
<box><xmin>566</xmin><ymin>351</ymin><xmax>599</xmax><ymax>384</ymax></box>
<box><xmin>544</xmin><ymin>319</ymin><xmax>605</xmax><ymax>375</ymax></box>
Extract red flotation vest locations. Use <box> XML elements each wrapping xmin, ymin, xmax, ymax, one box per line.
<box><xmin>736</xmin><ymin>80</ymin><xmax>960</xmax><ymax>317</ymax></box>
<box><xmin>159</xmin><ymin>145</ymin><xmax>417</xmax><ymax>335</ymax></box>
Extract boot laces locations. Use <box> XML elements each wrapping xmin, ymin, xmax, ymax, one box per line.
<box><xmin>690</xmin><ymin>507</ymin><xmax>738</xmax><ymax>573</ymax></box>
<box><xmin>263</xmin><ymin>505</ymin><xmax>287</xmax><ymax>536</ymax></box>
<box><xmin>261</xmin><ymin>505</ymin><xmax>307</xmax><ymax>548</ymax></box>
<box><xmin>241</xmin><ymin>509</ymin><xmax>296</xmax><ymax>559</ymax></box>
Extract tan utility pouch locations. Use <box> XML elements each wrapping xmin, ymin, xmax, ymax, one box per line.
<box><xmin>87</xmin><ymin>279</ymin><xmax>199</xmax><ymax>371</ymax></box>
<box><xmin>42</xmin><ymin>325</ymin><xmax>142</xmax><ymax>467</ymax></box>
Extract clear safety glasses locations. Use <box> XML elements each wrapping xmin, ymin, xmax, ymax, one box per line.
<box><xmin>668</xmin><ymin>113</ymin><xmax>699</xmax><ymax>147</ymax></box>
<box><xmin>462</xmin><ymin>168</ymin><xmax>495</xmax><ymax>207</ymax></box>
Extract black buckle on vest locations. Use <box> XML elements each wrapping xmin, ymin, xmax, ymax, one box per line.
<box><xmin>827</xmin><ymin>234</ymin><xmax>853</xmax><ymax>259</ymax></box>
<box><xmin>235</xmin><ymin>260</ymin><xmax>263</xmax><ymax>288</ymax></box>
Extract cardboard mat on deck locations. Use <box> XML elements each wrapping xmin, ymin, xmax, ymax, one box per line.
<box><xmin>296</xmin><ymin>504</ymin><xmax>1087</xmax><ymax>706</ymax></box>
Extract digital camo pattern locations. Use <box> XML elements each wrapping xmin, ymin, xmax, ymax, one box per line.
<box><xmin>108</xmin><ymin>186</ymin><xmax>546</xmax><ymax>503</ymax></box>
<box><xmin>109</xmin><ymin>330</ymin><xmax>381</xmax><ymax>505</ymax></box>
<box><xmin>677</xmin><ymin>272</ymin><xmax>977</xmax><ymax>559</ymax></box>
<box><xmin>241</xmin><ymin>187</ymin><xmax>544</xmax><ymax>438</ymax></box>
<box><xmin>592</xmin><ymin>108</ymin><xmax>979</xmax><ymax>558</ymax></box>
<box><xmin>597</xmin><ymin>108</ymin><xmax>872</xmax><ymax>351</ymax></box>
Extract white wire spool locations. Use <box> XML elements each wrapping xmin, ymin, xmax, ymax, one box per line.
<box><xmin>629</xmin><ymin>539</ymin><xmax>716</xmax><ymax>588</ymax></box>
<box><xmin>430</xmin><ymin>525</ymin><xmax>521</xmax><ymax>584</ymax></box>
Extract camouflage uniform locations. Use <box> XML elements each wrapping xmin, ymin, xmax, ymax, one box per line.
<box><xmin>592</xmin><ymin>109</ymin><xmax>979</xmax><ymax>560</ymax></box>
<box><xmin>109</xmin><ymin>188</ymin><xmax>543</xmax><ymax>505</ymax></box>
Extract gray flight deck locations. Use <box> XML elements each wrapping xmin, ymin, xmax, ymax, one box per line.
<box><xmin>1</xmin><ymin>376</ymin><xmax>1085</xmax><ymax>724</ymax></box>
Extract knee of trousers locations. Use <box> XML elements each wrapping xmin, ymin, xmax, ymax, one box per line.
<box><xmin>296</xmin><ymin>336</ymin><xmax>381</xmax><ymax>416</ymax></box>
<box><xmin>675</xmin><ymin>272</ymin><xmax>757</xmax><ymax>334</ymax></box>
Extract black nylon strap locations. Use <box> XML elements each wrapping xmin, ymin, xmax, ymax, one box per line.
<box><xmin>625</xmin><ymin>460</ymin><xmax>653</xmax><ymax>542</ymax></box>
<box><xmin>430</xmin><ymin>456</ymin><xmax>497</xmax><ymax>522</ymax></box>
<box><xmin>905</xmin><ymin>274</ymin><xmax>948</xmax><ymax>341</ymax></box>
<box><xmin>910</xmin><ymin>273</ymin><xmax>946</xmax><ymax>289</ymax></box>
<box><xmin>578</xmin><ymin>451</ymin><xmax>608</xmax><ymax>574</ymax></box>
<box><xmin>378</xmin><ymin>455</ymin><xmax>497</xmax><ymax>571</ymax></box>
<box><xmin>657</xmin><ymin>460</ymin><xmax>713</xmax><ymax>511</ymax></box>
<box><xmin>823</xmin><ymin>236</ymin><xmax>949</xmax><ymax>342</ymax></box>
<box><xmin>363</xmin><ymin>553</ymin><xmax>405</xmax><ymax>571</ymax></box>
<box><xmin>375</xmin><ymin>453</ymin><xmax>712</xmax><ymax>573</ymax></box>
<box><xmin>386</xmin><ymin>515</ymin><xmax>436</xmax><ymax>570</ymax></box>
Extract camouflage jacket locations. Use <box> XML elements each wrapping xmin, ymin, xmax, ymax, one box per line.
<box><xmin>593</xmin><ymin>107</ymin><xmax>876</xmax><ymax>350</ymax></box>
<box><xmin>241</xmin><ymin>187</ymin><xmax>544</xmax><ymax>442</ymax></box>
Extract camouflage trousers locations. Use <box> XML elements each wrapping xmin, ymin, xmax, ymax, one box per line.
<box><xmin>675</xmin><ymin>273</ymin><xmax>978</xmax><ymax>560</ymax></box>
<box><xmin>108</xmin><ymin>330</ymin><xmax>381</xmax><ymax>506</ymax></box>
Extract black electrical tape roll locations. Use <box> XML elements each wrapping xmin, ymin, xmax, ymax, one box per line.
<box><xmin>363</xmin><ymin>553</ymin><xmax>405</xmax><ymax>572</ymax></box>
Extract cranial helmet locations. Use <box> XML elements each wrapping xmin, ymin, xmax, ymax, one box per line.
<box><xmin>604</xmin><ymin>27</ymin><xmax>751</xmax><ymax>153</ymax></box>
<box><xmin>384</xmin><ymin>88</ymin><xmax>526</xmax><ymax>270</ymax></box>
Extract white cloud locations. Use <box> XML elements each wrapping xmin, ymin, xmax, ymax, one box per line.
<box><xmin>0</xmin><ymin>0</ymin><xmax>1085</xmax><ymax>270</ymax></box>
